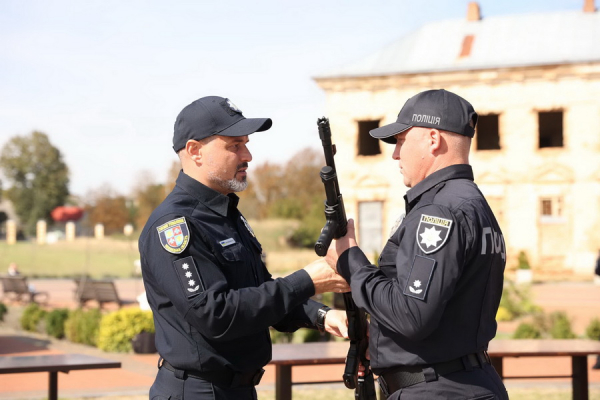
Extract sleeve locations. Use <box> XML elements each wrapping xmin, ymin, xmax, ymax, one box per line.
<box><xmin>337</xmin><ymin>204</ymin><xmax>468</xmax><ymax>341</ymax></box>
<box><xmin>140</xmin><ymin>215</ymin><xmax>317</xmax><ymax>342</ymax></box>
<box><xmin>255</xmin><ymin>253</ymin><xmax>322</xmax><ymax>332</ymax></box>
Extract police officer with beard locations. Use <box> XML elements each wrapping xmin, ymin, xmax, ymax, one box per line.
<box><xmin>140</xmin><ymin>96</ymin><xmax>350</xmax><ymax>400</ymax></box>
<box><xmin>326</xmin><ymin>89</ymin><xmax>508</xmax><ymax>399</ymax></box>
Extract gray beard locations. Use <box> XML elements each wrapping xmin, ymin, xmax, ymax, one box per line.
<box><xmin>209</xmin><ymin>174</ymin><xmax>248</xmax><ymax>193</ymax></box>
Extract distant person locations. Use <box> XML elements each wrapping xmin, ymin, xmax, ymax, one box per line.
<box><xmin>7</xmin><ymin>262</ymin><xmax>20</xmax><ymax>276</ymax></box>
<box><xmin>6</xmin><ymin>262</ymin><xmax>38</xmax><ymax>294</ymax></box>
<box><xmin>139</xmin><ymin>95</ymin><xmax>350</xmax><ymax>399</ymax></box>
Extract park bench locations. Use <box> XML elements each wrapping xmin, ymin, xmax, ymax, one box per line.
<box><xmin>269</xmin><ymin>339</ymin><xmax>600</xmax><ymax>400</ymax></box>
<box><xmin>0</xmin><ymin>276</ymin><xmax>49</xmax><ymax>304</ymax></box>
<box><xmin>73</xmin><ymin>278</ymin><xmax>124</xmax><ymax>308</ymax></box>
<box><xmin>0</xmin><ymin>353</ymin><xmax>121</xmax><ymax>400</ymax></box>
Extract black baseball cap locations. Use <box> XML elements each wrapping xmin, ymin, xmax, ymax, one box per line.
<box><xmin>369</xmin><ymin>89</ymin><xmax>478</xmax><ymax>144</ymax></box>
<box><xmin>173</xmin><ymin>96</ymin><xmax>272</xmax><ymax>152</ymax></box>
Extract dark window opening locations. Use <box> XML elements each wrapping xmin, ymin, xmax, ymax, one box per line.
<box><xmin>357</xmin><ymin>120</ymin><xmax>381</xmax><ymax>156</ymax></box>
<box><xmin>538</xmin><ymin>111</ymin><xmax>563</xmax><ymax>148</ymax></box>
<box><xmin>541</xmin><ymin>199</ymin><xmax>552</xmax><ymax>216</ymax></box>
<box><xmin>476</xmin><ymin>114</ymin><xmax>500</xmax><ymax>150</ymax></box>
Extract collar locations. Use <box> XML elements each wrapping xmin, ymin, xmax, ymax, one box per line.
<box><xmin>176</xmin><ymin>170</ymin><xmax>240</xmax><ymax>217</ymax></box>
<box><xmin>404</xmin><ymin>164</ymin><xmax>474</xmax><ymax>209</ymax></box>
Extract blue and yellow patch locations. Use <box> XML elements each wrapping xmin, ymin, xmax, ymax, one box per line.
<box><xmin>157</xmin><ymin>217</ymin><xmax>190</xmax><ymax>254</ymax></box>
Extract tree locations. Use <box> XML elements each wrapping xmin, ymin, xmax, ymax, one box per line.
<box><xmin>132</xmin><ymin>170</ymin><xmax>168</xmax><ymax>230</ymax></box>
<box><xmin>0</xmin><ymin>131</ymin><xmax>69</xmax><ymax>235</ymax></box>
<box><xmin>84</xmin><ymin>184</ymin><xmax>131</xmax><ymax>235</ymax></box>
<box><xmin>237</xmin><ymin>147</ymin><xmax>324</xmax><ymax>220</ymax></box>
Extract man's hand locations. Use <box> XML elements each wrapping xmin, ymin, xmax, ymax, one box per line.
<box><xmin>304</xmin><ymin>258</ymin><xmax>350</xmax><ymax>294</ymax></box>
<box><xmin>325</xmin><ymin>218</ymin><xmax>359</xmax><ymax>270</ymax></box>
<box><xmin>323</xmin><ymin>309</ymin><xmax>349</xmax><ymax>338</ymax></box>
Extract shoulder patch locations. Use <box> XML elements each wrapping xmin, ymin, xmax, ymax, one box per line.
<box><xmin>416</xmin><ymin>214</ymin><xmax>453</xmax><ymax>254</ymax></box>
<box><xmin>173</xmin><ymin>256</ymin><xmax>204</xmax><ymax>298</ymax></box>
<box><xmin>157</xmin><ymin>217</ymin><xmax>190</xmax><ymax>254</ymax></box>
<box><xmin>403</xmin><ymin>255</ymin><xmax>436</xmax><ymax>301</ymax></box>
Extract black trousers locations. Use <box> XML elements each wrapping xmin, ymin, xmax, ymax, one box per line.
<box><xmin>150</xmin><ymin>366</ymin><xmax>258</xmax><ymax>400</ymax></box>
<box><xmin>385</xmin><ymin>363</ymin><xmax>508</xmax><ymax>400</ymax></box>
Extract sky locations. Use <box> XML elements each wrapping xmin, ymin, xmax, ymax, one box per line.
<box><xmin>0</xmin><ymin>0</ymin><xmax>587</xmax><ymax>198</ymax></box>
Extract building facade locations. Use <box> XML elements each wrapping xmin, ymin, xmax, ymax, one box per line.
<box><xmin>314</xmin><ymin>1</ymin><xmax>600</xmax><ymax>276</ymax></box>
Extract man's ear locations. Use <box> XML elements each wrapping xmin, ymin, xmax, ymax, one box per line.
<box><xmin>185</xmin><ymin>140</ymin><xmax>202</xmax><ymax>163</ymax></box>
<box><xmin>428</xmin><ymin>129</ymin><xmax>442</xmax><ymax>153</ymax></box>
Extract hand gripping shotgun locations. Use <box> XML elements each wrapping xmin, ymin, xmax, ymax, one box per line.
<box><xmin>314</xmin><ymin>117</ymin><xmax>377</xmax><ymax>400</ymax></box>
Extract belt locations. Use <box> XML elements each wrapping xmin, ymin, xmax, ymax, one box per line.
<box><xmin>379</xmin><ymin>351</ymin><xmax>491</xmax><ymax>395</ymax></box>
<box><xmin>160</xmin><ymin>360</ymin><xmax>265</xmax><ymax>388</ymax></box>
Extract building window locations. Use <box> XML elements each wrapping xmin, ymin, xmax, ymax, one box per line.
<box><xmin>540</xmin><ymin>197</ymin><xmax>565</xmax><ymax>223</ymax></box>
<box><xmin>476</xmin><ymin>114</ymin><xmax>500</xmax><ymax>150</ymax></box>
<box><xmin>541</xmin><ymin>199</ymin><xmax>553</xmax><ymax>216</ymax></box>
<box><xmin>357</xmin><ymin>120</ymin><xmax>381</xmax><ymax>156</ymax></box>
<box><xmin>538</xmin><ymin>111</ymin><xmax>563</xmax><ymax>148</ymax></box>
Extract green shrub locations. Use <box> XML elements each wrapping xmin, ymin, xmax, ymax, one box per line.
<box><xmin>0</xmin><ymin>302</ymin><xmax>7</xmax><ymax>322</ymax></box>
<box><xmin>495</xmin><ymin>306</ymin><xmax>513</xmax><ymax>322</ymax></box>
<box><xmin>292</xmin><ymin>328</ymin><xmax>330</xmax><ymax>343</ymax></box>
<box><xmin>45</xmin><ymin>308</ymin><xmax>70</xmax><ymax>339</ymax></box>
<box><xmin>269</xmin><ymin>198</ymin><xmax>304</xmax><ymax>219</ymax></box>
<box><xmin>20</xmin><ymin>303</ymin><xmax>47</xmax><ymax>332</ymax></box>
<box><xmin>517</xmin><ymin>251</ymin><xmax>531</xmax><ymax>270</ymax></box>
<box><xmin>289</xmin><ymin>204</ymin><xmax>324</xmax><ymax>249</ymax></box>
<box><xmin>586</xmin><ymin>318</ymin><xmax>600</xmax><ymax>341</ymax></box>
<box><xmin>513</xmin><ymin>322</ymin><xmax>542</xmax><ymax>339</ymax></box>
<box><xmin>97</xmin><ymin>308</ymin><xmax>154</xmax><ymax>352</ymax></box>
<box><xmin>65</xmin><ymin>308</ymin><xmax>102</xmax><ymax>346</ymax></box>
<box><xmin>499</xmin><ymin>281</ymin><xmax>540</xmax><ymax>320</ymax></box>
<box><xmin>549</xmin><ymin>311</ymin><xmax>576</xmax><ymax>339</ymax></box>
<box><xmin>270</xmin><ymin>328</ymin><xmax>294</xmax><ymax>344</ymax></box>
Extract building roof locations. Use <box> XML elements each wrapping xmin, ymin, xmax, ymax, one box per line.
<box><xmin>317</xmin><ymin>9</ymin><xmax>600</xmax><ymax>78</ymax></box>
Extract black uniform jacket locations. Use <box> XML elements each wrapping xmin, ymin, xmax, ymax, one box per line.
<box><xmin>337</xmin><ymin>164</ymin><xmax>506</xmax><ymax>372</ymax></box>
<box><xmin>139</xmin><ymin>171</ymin><xmax>321</xmax><ymax>375</ymax></box>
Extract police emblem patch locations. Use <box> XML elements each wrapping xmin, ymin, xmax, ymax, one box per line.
<box><xmin>240</xmin><ymin>215</ymin><xmax>255</xmax><ymax>237</ymax></box>
<box><xmin>173</xmin><ymin>256</ymin><xmax>204</xmax><ymax>298</ymax></box>
<box><xmin>416</xmin><ymin>214</ymin><xmax>453</xmax><ymax>254</ymax></box>
<box><xmin>403</xmin><ymin>255</ymin><xmax>436</xmax><ymax>301</ymax></box>
<box><xmin>157</xmin><ymin>217</ymin><xmax>190</xmax><ymax>254</ymax></box>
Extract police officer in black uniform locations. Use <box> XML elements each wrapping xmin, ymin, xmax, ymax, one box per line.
<box><xmin>140</xmin><ymin>96</ymin><xmax>350</xmax><ymax>400</ymax></box>
<box><xmin>325</xmin><ymin>89</ymin><xmax>509</xmax><ymax>399</ymax></box>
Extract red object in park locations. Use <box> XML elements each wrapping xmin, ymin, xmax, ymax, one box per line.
<box><xmin>51</xmin><ymin>206</ymin><xmax>84</xmax><ymax>222</ymax></box>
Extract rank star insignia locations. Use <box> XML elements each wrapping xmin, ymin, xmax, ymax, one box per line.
<box><xmin>173</xmin><ymin>257</ymin><xmax>204</xmax><ymax>298</ymax></box>
<box><xmin>416</xmin><ymin>214</ymin><xmax>453</xmax><ymax>254</ymax></box>
<box><xmin>403</xmin><ymin>255</ymin><xmax>436</xmax><ymax>301</ymax></box>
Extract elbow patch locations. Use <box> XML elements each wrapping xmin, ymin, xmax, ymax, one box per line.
<box><xmin>173</xmin><ymin>256</ymin><xmax>205</xmax><ymax>298</ymax></box>
<box><xmin>403</xmin><ymin>255</ymin><xmax>436</xmax><ymax>301</ymax></box>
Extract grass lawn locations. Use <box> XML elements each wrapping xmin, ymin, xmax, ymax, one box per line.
<box><xmin>0</xmin><ymin>219</ymin><xmax>316</xmax><ymax>278</ymax></box>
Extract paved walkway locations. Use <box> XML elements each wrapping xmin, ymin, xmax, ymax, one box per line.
<box><xmin>0</xmin><ymin>280</ymin><xmax>599</xmax><ymax>399</ymax></box>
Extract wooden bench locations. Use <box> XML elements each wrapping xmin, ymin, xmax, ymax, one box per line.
<box><xmin>270</xmin><ymin>339</ymin><xmax>600</xmax><ymax>400</ymax></box>
<box><xmin>73</xmin><ymin>279</ymin><xmax>123</xmax><ymax>308</ymax></box>
<box><xmin>0</xmin><ymin>276</ymin><xmax>49</xmax><ymax>303</ymax></box>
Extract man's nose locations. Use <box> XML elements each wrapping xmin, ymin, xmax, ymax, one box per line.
<box><xmin>241</xmin><ymin>146</ymin><xmax>252</xmax><ymax>162</ymax></box>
